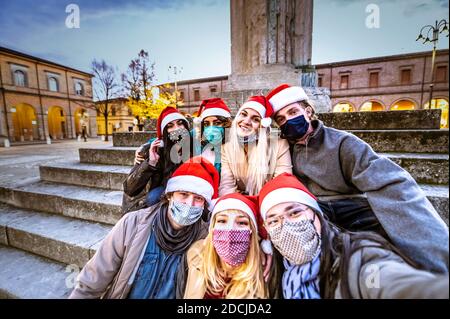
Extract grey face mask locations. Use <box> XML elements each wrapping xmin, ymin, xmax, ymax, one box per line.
<box><xmin>169</xmin><ymin>199</ymin><xmax>204</xmax><ymax>226</ymax></box>
<box><xmin>237</xmin><ymin>133</ymin><xmax>258</xmax><ymax>145</ymax></box>
<box><xmin>168</xmin><ymin>127</ymin><xmax>190</xmax><ymax>143</ymax></box>
<box><xmin>268</xmin><ymin>218</ymin><xmax>321</xmax><ymax>265</ymax></box>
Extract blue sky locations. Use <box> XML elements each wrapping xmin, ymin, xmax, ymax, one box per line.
<box><xmin>0</xmin><ymin>0</ymin><xmax>448</xmax><ymax>84</ymax></box>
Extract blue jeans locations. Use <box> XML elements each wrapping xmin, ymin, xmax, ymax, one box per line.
<box><xmin>145</xmin><ymin>186</ymin><xmax>165</xmax><ymax>207</ymax></box>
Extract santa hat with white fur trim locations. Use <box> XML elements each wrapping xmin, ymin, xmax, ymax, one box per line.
<box><xmin>259</xmin><ymin>173</ymin><xmax>323</xmax><ymax>221</ymax></box>
<box><xmin>266</xmin><ymin>84</ymin><xmax>309</xmax><ymax>115</ymax></box>
<box><xmin>211</xmin><ymin>193</ymin><xmax>273</xmax><ymax>255</ymax></box>
<box><xmin>157</xmin><ymin>106</ymin><xmax>188</xmax><ymax>139</ymax></box>
<box><xmin>194</xmin><ymin>98</ymin><xmax>231</xmax><ymax>124</ymax></box>
<box><xmin>238</xmin><ymin>96</ymin><xmax>274</xmax><ymax>128</ymax></box>
<box><xmin>165</xmin><ymin>156</ymin><xmax>219</xmax><ymax>205</ymax></box>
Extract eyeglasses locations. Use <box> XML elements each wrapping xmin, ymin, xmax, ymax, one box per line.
<box><xmin>265</xmin><ymin>206</ymin><xmax>312</xmax><ymax>228</ymax></box>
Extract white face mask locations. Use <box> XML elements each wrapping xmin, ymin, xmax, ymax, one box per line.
<box><xmin>268</xmin><ymin>218</ymin><xmax>321</xmax><ymax>265</ymax></box>
<box><xmin>169</xmin><ymin>199</ymin><xmax>204</xmax><ymax>226</ymax></box>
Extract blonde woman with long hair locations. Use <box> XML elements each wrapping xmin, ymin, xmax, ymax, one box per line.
<box><xmin>219</xmin><ymin>96</ymin><xmax>292</xmax><ymax>197</ymax></box>
<box><xmin>182</xmin><ymin>193</ymin><xmax>279</xmax><ymax>299</ymax></box>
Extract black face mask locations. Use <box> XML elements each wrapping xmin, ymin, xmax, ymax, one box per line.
<box><xmin>280</xmin><ymin>115</ymin><xmax>310</xmax><ymax>140</ymax></box>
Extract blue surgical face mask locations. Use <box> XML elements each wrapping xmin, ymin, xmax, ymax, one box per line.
<box><xmin>203</xmin><ymin>126</ymin><xmax>224</xmax><ymax>145</ymax></box>
<box><xmin>169</xmin><ymin>199</ymin><xmax>204</xmax><ymax>226</ymax></box>
<box><xmin>280</xmin><ymin>115</ymin><xmax>310</xmax><ymax>140</ymax></box>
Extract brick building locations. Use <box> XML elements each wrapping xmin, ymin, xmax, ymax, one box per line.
<box><xmin>0</xmin><ymin>46</ymin><xmax>97</xmax><ymax>144</ymax></box>
<box><xmin>95</xmin><ymin>97</ymin><xmax>137</xmax><ymax>135</ymax></box>
<box><xmin>316</xmin><ymin>49</ymin><xmax>449</xmax><ymax>128</ymax></box>
<box><xmin>164</xmin><ymin>49</ymin><xmax>449</xmax><ymax>128</ymax></box>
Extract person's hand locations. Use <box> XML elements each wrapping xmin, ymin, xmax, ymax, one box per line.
<box><xmin>261</xmin><ymin>251</ymin><xmax>273</xmax><ymax>283</ymax></box>
<box><xmin>148</xmin><ymin>139</ymin><xmax>162</xmax><ymax>167</ymax></box>
<box><xmin>134</xmin><ymin>145</ymin><xmax>145</xmax><ymax>165</ymax></box>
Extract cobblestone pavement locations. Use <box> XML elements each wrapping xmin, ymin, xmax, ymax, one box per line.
<box><xmin>0</xmin><ymin>138</ymin><xmax>112</xmax><ymax>188</ymax></box>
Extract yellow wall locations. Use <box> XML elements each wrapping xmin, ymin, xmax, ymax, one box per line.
<box><xmin>11</xmin><ymin>103</ymin><xmax>38</xmax><ymax>141</ymax></box>
<box><xmin>48</xmin><ymin>106</ymin><xmax>66</xmax><ymax>139</ymax></box>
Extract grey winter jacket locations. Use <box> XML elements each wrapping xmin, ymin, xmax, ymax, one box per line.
<box><xmin>335</xmin><ymin>240</ymin><xmax>449</xmax><ymax>299</ymax></box>
<box><xmin>291</xmin><ymin>120</ymin><xmax>449</xmax><ymax>274</ymax></box>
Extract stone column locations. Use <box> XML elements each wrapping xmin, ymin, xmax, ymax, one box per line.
<box><xmin>227</xmin><ymin>0</ymin><xmax>313</xmax><ymax>91</ymax></box>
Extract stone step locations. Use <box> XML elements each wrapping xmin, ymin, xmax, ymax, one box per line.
<box><xmin>379</xmin><ymin>153</ymin><xmax>449</xmax><ymax>185</ymax></box>
<box><xmin>0</xmin><ymin>245</ymin><xmax>72</xmax><ymax>299</ymax></box>
<box><xmin>0</xmin><ymin>203</ymin><xmax>111</xmax><ymax>268</ymax></box>
<box><xmin>78</xmin><ymin>146</ymin><xmax>449</xmax><ymax>185</ymax></box>
<box><xmin>39</xmin><ymin>162</ymin><xmax>132</xmax><ymax>190</ymax></box>
<box><xmin>0</xmin><ymin>181</ymin><xmax>123</xmax><ymax>225</ymax></box>
<box><xmin>351</xmin><ymin>130</ymin><xmax>449</xmax><ymax>154</ymax></box>
<box><xmin>110</xmin><ymin>129</ymin><xmax>449</xmax><ymax>155</ymax></box>
<box><xmin>79</xmin><ymin>146</ymin><xmax>136</xmax><ymax>166</ymax></box>
<box><xmin>318</xmin><ymin>109</ymin><xmax>442</xmax><ymax>130</ymax></box>
<box><xmin>420</xmin><ymin>184</ymin><xmax>449</xmax><ymax>225</ymax></box>
<box><xmin>113</xmin><ymin>132</ymin><xmax>156</xmax><ymax>147</ymax></box>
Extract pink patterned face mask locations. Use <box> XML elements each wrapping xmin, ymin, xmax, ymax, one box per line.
<box><xmin>212</xmin><ymin>229</ymin><xmax>251</xmax><ymax>267</ymax></box>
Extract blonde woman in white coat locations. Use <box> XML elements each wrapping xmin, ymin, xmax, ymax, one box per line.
<box><xmin>219</xmin><ymin>95</ymin><xmax>292</xmax><ymax>197</ymax></box>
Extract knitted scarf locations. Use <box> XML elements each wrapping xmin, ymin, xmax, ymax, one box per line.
<box><xmin>282</xmin><ymin>253</ymin><xmax>321</xmax><ymax>299</ymax></box>
<box><xmin>154</xmin><ymin>203</ymin><xmax>203</xmax><ymax>255</ymax></box>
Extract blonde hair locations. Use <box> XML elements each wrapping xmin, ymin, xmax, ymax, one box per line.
<box><xmin>201</xmin><ymin>210</ymin><xmax>267</xmax><ymax>299</ymax></box>
<box><xmin>226</xmin><ymin>111</ymin><xmax>279</xmax><ymax>195</ymax></box>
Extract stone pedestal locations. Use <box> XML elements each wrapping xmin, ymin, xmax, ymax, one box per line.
<box><xmin>304</xmin><ymin>87</ymin><xmax>332</xmax><ymax>113</ymax></box>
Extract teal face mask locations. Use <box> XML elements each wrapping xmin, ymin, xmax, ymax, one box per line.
<box><xmin>203</xmin><ymin>126</ymin><xmax>224</xmax><ymax>145</ymax></box>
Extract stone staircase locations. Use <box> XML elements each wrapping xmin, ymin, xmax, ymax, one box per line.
<box><xmin>0</xmin><ymin>109</ymin><xmax>448</xmax><ymax>298</ymax></box>
<box><xmin>0</xmin><ymin>150</ymin><xmax>130</xmax><ymax>298</ymax></box>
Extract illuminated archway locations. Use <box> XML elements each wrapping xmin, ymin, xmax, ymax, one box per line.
<box><xmin>333</xmin><ymin>102</ymin><xmax>355</xmax><ymax>113</ymax></box>
<box><xmin>424</xmin><ymin>98</ymin><xmax>449</xmax><ymax>129</ymax></box>
<box><xmin>48</xmin><ymin>106</ymin><xmax>67</xmax><ymax>139</ymax></box>
<box><xmin>74</xmin><ymin>108</ymin><xmax>90</xmax><ymax>136</ymax></box>
<box><xmin>360</xmin><ymin>100</ymin><xmax>385</xmax><ymax>112</ymax></box>
<box><xmin>390</xmin><ymin>99</ymin><xmax>416</xmax><ymax>111</ymax></box>
<box><xmin>11</xmin><ymin>103</ymin><xmax>39</xmax><ymax>142</ymax></box>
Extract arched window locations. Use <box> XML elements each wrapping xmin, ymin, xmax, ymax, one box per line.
<box><xmin>14</xmin><ymin>70</ymin><xmax>26</xmax><ymax>87</ymax></box>
<box><xmin>424</xmin><ymin>98</ymin><xmax>449</xmax><ymax>129</ymax></box>
<box><xmin>360</xmin><ymin>101</ymin><xmax>384</xmax><ymax>112</ymax></box>
<box><xmin>75</xmin><ymin>82</ymin><xmax>84</xmax><ymax>95</ymax></box>
<box><xmin>390</xmin><ymin>99</ymin><xmax>416</xmax><ymax>111</ymax></box>
<box><xmin>48</xmin><ymin>77</ymin><xmax>59</xmax><ymax>92</ymax></box>
<box><xmin>333</xmin><ymin>102</ymin><xmax>354</xmax><ymax>113</ymax></box>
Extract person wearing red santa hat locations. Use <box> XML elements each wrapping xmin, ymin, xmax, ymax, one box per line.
<box><xmin>259</xmin><ymin>173</ymin><xmax>449</xmax><ymax>299</ymax></box>
<box><xmin>219</xmin><ymin>95</ymin><xmax>293</xmax><ymax>197</ymax></box>
<box><xmin>266</xmin><ymin>83</ymin><xmax>448</xmax><ymax>275</ymax></box>
<box><xmin>123</xmin><ymin>106</ymin><xmax>194</xmax><ymax>213</ymax></box>
<box><xmin>70</xmin><ymin>156</ymin><xmax>219</xmax><ymax>299</ymax></box>
<box><xmin>193</xmin><ymin>98</ymin><xmax>232</xmax><ymax>175</ymax></box>
<box><xmin>180</xmin><ymin>193</ymin><xmax>281</xmax><ymax>299</ymax></box>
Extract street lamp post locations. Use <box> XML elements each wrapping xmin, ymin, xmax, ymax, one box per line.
<box><xmin>168</xmin><ymin>65</ymin><xmax>183</xmax><ymax>109</ymax></box>
<box><xmin>416</xmin><ymin>19</ymin><xmax>449</xmax><ymax>109</ymax></box>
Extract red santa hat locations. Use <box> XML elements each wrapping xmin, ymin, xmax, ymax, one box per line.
<box><xmin>266</xmin><ymin>84</ymin><xmax>309</xmax><ymax>115</ymax></box>
<box><xmin>165</xmin><ymin>156</ymin><xmax>219</xmax><ymax>205</ymax></box>
<box><xmin>157</xmin><ymin>106</ymin><xmax>188</xmax><ymax>139</ymax></box>
<box><xmin>195</xmin><ymin>98</ymin><xmax>231</xmax><ymax>123</ymax></box>
<box><xmin>211</xmin><ymin>193</ymin><xmax>273</xmax><ymax>255</ymax></box>
<box><xmin>259</xmin><ymin>173</ymin><xmax>323</xmax><ymax>221</ymax></box>
<box><xmin>238</xmin><ymin>96</ymin><xmax>274</xmax><ymax>128</ymax></box>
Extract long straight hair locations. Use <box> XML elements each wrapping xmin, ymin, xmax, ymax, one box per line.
<box><xmin>202</xmin><ymin>210</ymin><xmax>268</xmax><ymax>299</ymax></box>
<box><xmin>159</xmin><ymin>120</ymin><xmax>192</xmax><ymax>181</ymax></box>
<box><xmin>316</xmin><ymin>212</ymin><xmax>419</xmax><ymax>298</ymax></box>
<box><xmin>225</xmin><ymin>114</ymin><xmax>279</xmax><ymax>195</ymax></box>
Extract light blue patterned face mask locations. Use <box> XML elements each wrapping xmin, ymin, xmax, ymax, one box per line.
<box><xmin>169</xmin><ymin>199</ymin><xmax>204</xmax><ymax>226</ymax></box>
<box><xmin>203</xmin><ymin>126</ymin><xmax>224</xmax><ymax>145</ymax></box>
